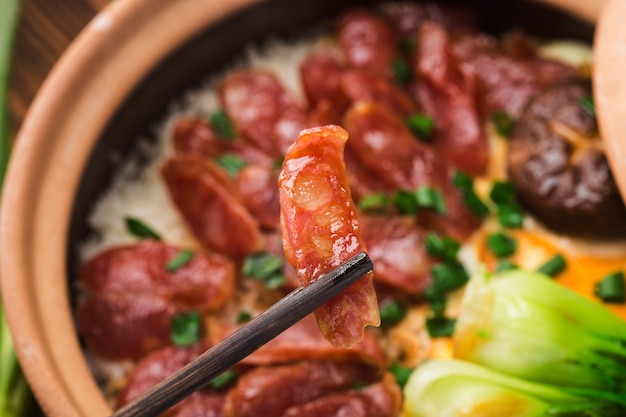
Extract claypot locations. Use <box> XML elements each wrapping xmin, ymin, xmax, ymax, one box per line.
<box><xmin>0</xmin><ymin>0</ymin><xmax>609</xmax><ymax>416</ymax></box>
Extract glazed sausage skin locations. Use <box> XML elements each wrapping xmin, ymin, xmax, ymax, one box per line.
<box><xmin>278</xmin><ymin>125</ymin><xmax>380</xmax><ymax>348</ymax></box>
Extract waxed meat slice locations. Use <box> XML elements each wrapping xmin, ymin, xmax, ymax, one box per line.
<box><xmin>278</xmin><ymin>125</ymin><xmax>380</xmax><ymax>348</ymax></box>
<box><xmin>117</xmin><ymin>343</ymin><xmax>227</xmax><ymax>417</ymax></box>
<box><xmin>451</xmin><ymin>32</ymin><xmax>578</xmax><ymax>118</ymax></box>
<box><xmin>223</xmin><ymin>360</ymin><xmax>381</xmax><ymax>417</ymax></box>
<box><xmin>360</xmin><ymin>215</ymin><xmax>432</xmax><ymax>295</ymax></box>
<box><xmin>414</xmin><ymin>22</ymin><xmax>488</xmax><ymax>176</ymax></box>
<box><xmin>338</xmin><ymin>10</ymin><xmax>398</xmax><ymax>76</ymax></box>
<box><xmin>219</xmin><ymin>70</ymin><xmax>308</xmax><ymax>158</ymax></box>
<box><xmin>379</xmin><ymin>1</ymin><xmax>477</xmax><ymax>36</ymax></box>
<box><xmin>118</xmin><ymin>342</ymin><xmax>211</xmax><ymax>406</ymax></box>
<box><xmin>79</xmin><ymin>240</ymin><xmax>235</xmax><ymax>310</ymax></box>
<box><xmin>300</xmin><ymin>54</ymin><xmax>349</xmax><ymax>111</ymax></box>
<box><xmin>77</xmin><ymin>292</ymin><xmax>175</xmax><ymax>360</ymax></box>
<box><xmin>162</xmin><ymin>154</ymin><xmax>264</xmax><ymax>259</ymax></box>
<box><xmin>234</xmin><ymin>165</ymin><xmax>280</xmax><ymax>231</ymax></box>
<box><xmin>340</xmin><ymin>69</ymin><xmax>417</xmax><ymax>117</ymax></box>
<box><xmin>173</xmin><ymin>117</ymin><xmax>273</xmax><ymax>167</ymax></box>
<box><xmin>209</xmin><ymin>315</ymin><xmax>387</xmax><ymax>370</ymax></box>
<box><xmin>77</xmin><ymin>241</ymin><xmax>235</xmax><ymax>359</ymax></box>
<box><xmin>343</xmin><ymin>101</ymin><xmax>481</xmax><ymax>240</ymax></box>
<box><xmin>282</xmin><ymin>373</ymin><xmax>402</xmax><ymax>417</ymax></box>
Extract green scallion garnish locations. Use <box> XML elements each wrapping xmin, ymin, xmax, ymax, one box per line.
<box><xmin>497</xmin><ymin>204</ymin><xmax>524</xmax><ymax>228</ymax></box>
<box><xmin>486</xmin><ymin>232</ymin><xmax>517</xmax><ymax>258</ymax></box>
<box><xmin>209</xmin><ymin>369</ymin><xmax>239</xmax><ymax>390</ymax></box>
<box><xmin>415</xmin><ymin>186</ymin><xmax>447</xmax><ymax>215</ymax></box>
<box><xmin>391</xmin><ymin>58</ymin><xmax>412</xmax><ymax>86</ymax></box>
<box><xmin>426</xmin><ymin>316</ymin><xmax>457</xmax><ymax>338</ymax></box>
<box><xmin>431</xmin><ymin>262</ymin><xmax>470</xmax><ymax>293</ymax></box>
<box><xmin>166</xmin><ymin>249</ymin><xmax>194</xmax><ymax>272</ymax></box>
<box><xmin>125</xmin><ymin>216</ymin><xmax>162</xmax><ymax>240</ymax></box>
<box><xmin>397</xmin><ymin>37</ymin><xmax>415</xmax><ymax>55</ymax></box>
<box><xmin>536</xmin><ymin>254</ymin><xmax>567</xmax><ymax>277</ymax></box>
<box><xmin>209</xmin><ymin>109</ymin><xmax>236</xmax><ymax>140</ymax></box>
<box><xmin>406</xmin><ymin>113</ymin><xmax>436</xmax><ymax>141</ymax></box>
<box><xmin>579</xmin><ymin>95</ymin><xmax>595</xmax><ymax>118</ymax></box>
<box><xmin>242</xmin><ymin>252</ymin><xmax>286</xmax><ymax>288</ymax></box>
<box><xmin>462</xmin><ymin>191</ymin><xmax>490</xmax><ymax>218</ymax></box>
<box><xmin>424</xmin><ymin>233</ymin><xmax>460</xmax><ymax>262</ymax></box>
<box><xmin>171</xmin><ymin>311</ymin><xmax>202</xmax><ymax>346</ymax></box>
<box><xmin>358</xmin><ymin>192</ymin><xmax>389</xmax><ymax>213</ymax></box>
<box><xmin>453</xmin><ymin>170</ymin><xmax>473</xmax><ymax>192</ymax></box>
<box><xmin>379</xmin><ymin>300</ymin><xmax>408</xmax><ymax>327</ymax></box>
<box><xmin>214</xmin><ymin>153</ymin><xmax>247</xmax><ymax>177</ymax></box>
<box><xmin>392</xmin><ymin>189</ymin><xmax>419</xmax><ymax>215</ymax></box>
<box><xmin>491</xmin><ymin>111</ymin><xmax>515</xmax><ymax>138</ymax></box>
<box><xmin>389</xmin><ymin>363</ymin><xmax>413</xmax><ymax>388</ymax></box>
<box><xmin>237</xmin><ymin>311</ymin><xmax>253</xmax><ymax>324</ymax></box>
<box><xmin>594</xmin><ymin>271</ymin><xmax>625</xmax><ymax>304</ymax></box>
<box><xmin>489</xmin><ymin>181</ymin><xmax>517</xmax><ymax>206</ymax></box>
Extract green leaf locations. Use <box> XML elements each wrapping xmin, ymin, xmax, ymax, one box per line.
<box><xmin>214</xmin><ymin>154</ymin><xmax>247</xmax><ymax>177</ymax></box>
<box><xmin>171</xmin><ymin>311</ymin><xmax>202</xmax><ymax>347</ymax></box>
<box><xmin>491</xmin><ymin>111</ymin><xmax>515</xmax><ymax>138</ymax></box>
<box><xmin>166</xmin><ymin>249</ymin><xmax>194</xmax><ymax>273</ymax></box>
<box><xmin>125</xmin><ymin>216</ymin><xmax>162</xmax><ymax>240</ymax></box>
<box><xmin>208</xmin><ymin>369</ymin><xmax>238</xmax><ymax>390</ymax></box>
<box><xmin>209</xmin><ymin>109</ymin><xmax>236</xmax><ymax>140</ymax></box>
<box><xmin>379</xmin><ymin>300</ymin><xmax>408</xmax><ymax>327</ymax></box>
<box><xmin>426</xmin><ymin>316</ymin><xmax>457</xmax><ymax>338</ymax></box>
<box><xmin>242</xmin><ymin>252</ymin><xmax>286</xmax><ymax>288</ymax></box>
<box><xmin>406</xmin><ymin>113</ymin><xmax>436</xmax><ymax>141</ymax></box>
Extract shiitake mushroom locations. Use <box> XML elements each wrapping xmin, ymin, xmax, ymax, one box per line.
<box><xmin>507</xmin><ymin>81</ymin><xmax>626</xmax><ymax>239</ymax></box>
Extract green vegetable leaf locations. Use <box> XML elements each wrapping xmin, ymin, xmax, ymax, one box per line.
<box><xmin>242</xmin><ymin>252</ymin><xmax>286</xmax><ymax>288</ymax></box>
<box><xmin>166</xmin><ymin>249</ymin><xmax>194</xmax><ymax>273</ymax></box>
<box><xmin>486</xmin><ymin>232</ymin><xmax>517</xmax><ymax>257</ymax></box>
<box><xmin>425</xmin><ymin>233</ymin><xmax>460</xmax><ymax>262</ymax></box>
<box><xmin>426</xmin><ymin>316</ymin><xmax>457</xmax><ymax>338</ymax></box>
<box><xmin>379</xmin><ymin>300</ymin><xmax>407</xmax><ymax>327</ymax></box>
<box><xmin>214</xmin><ymin>153</ymin><xmax>247</xmax><ymax>177</ymax></box>
<box><xmin>536</xmin><ymin>254</ymin><xmax>567</xmax><ymax>277</ymax></box>
<box><xmin>125</xmin><ymin>216</ymin><xmax>162</xmax><ymax>240</ymax></box>
<box><xmin>406</xmin><ymin>113</ymin><xmax>436</xmax><ymax>141</ymax></box>
<box><xmin>580</xmin><ymin>95</ymin><xmax>596</xmax><ymax>118</ymax></box>
<box><xmin>171</xmin><ymin>311</ymin><xmax>202</xmax><ymax>347</ymax></box>
<box><xmin>209</xmin><ymin>109</ymin><xmax>236</xmax><ymax>140</ymax></box>
<box><xmin>208</xmin><ymin>369</ymin><xmax>238</xmax><ymax>390</ymax></box>
<box><xmin>491</xmin><ymin>111</ymin><xmax>515</xmax><ymax>138</ymax></box>
<box><xmin>594</xmin><ymin>271</ymin><xmax>625</xmax><ymax>304</ymax></box>
<box><xmin>389</xmin><ymin>363</ymin><xmax>413</xmax><ymax>389</ymax></box>
<box><xmin>358</xmin><ymin>192</ymin><xmax>389</xmax><ymax>213</ymax></box>
<box><xmin>391</xmin><ymin>58</ymin><xmax>412</xmax><ymax>86</ymax></box>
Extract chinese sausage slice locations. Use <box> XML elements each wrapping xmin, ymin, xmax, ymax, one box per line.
<box><xmin>278</xmin><ymin>125</ymin><xmax>380</xmax><ymax>348</ymax></box>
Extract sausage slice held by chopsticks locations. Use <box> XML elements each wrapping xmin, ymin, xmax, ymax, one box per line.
<box><xmin>278</xmin><ymin>125</ymin><xmax>380</xmax><ymax>348</ymax></box>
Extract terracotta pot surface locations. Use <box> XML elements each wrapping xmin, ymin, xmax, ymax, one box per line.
<box><xmin>0</xmin><ymin>0</ymin><xmax>608</xmax><ymax>416</ymax></box>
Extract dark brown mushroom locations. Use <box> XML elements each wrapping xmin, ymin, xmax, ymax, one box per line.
<box><xmin>507</xmin><ymin>81</ymin><xmax>626</xmax><ymax>239</ymax></box>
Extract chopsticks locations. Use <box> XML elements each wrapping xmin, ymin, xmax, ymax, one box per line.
<box><xmin>110</xmin><ymin>251</ymin><xmax>374</xmax><ymax>417</ymax></box>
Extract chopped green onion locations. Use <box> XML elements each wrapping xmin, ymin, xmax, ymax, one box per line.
<box><xmin>462</xmin><ymin>191</ymin><xmax>490</xmax><ymax>218</ymax></box>
<box><xmin>379</xmin><ymin>300</ymin><xmax>408</xmax><ymax>327</ymax></box>
<box><xmin>214</xmin><ymin>153</ymin><xmax>247</xmax><ymax>177</ymax></box>
<box><xmin>209</xmin><ymin>109</ymin><xmax>236</xmax><ymax>140</ymax></box>
<box><xmin>242</xmin><ymin>252</ymin><xmax>286</xmax><ymax>288</ymax></box>
<box><xmin>423</xmin><ymin>284</ymin><xmax>445</xmax><ymax>304</ymax></box>
<box><xmin>171</xmin><ymin>311</ymin><xmax>202</xmax><ymax>346</ymax></box>
<box><xmin>125</xmin><ymin>217</ymin><xmax>162</xmax><ymax>240</ymax></box>
<box><xmin>426</xmin><ymin>316</ymin><xmax>457</xmax><ymax>338</ymax></box>
<box><xmin>391</xmin><ymin>58</ymin><xmax>412</xmax><ymax>86</ymax></box>
<box><xmin>497</xmin><ymin>204</ymin><xmax>524</xmax><ymax>228</ymax></box>
<box><xmin>415</xmin><ymin>186</ymin><xmax>446</xmax><ymax>215</ymax></box>
<box><xmin>237</xmin><ymin>311</ymin><xmax>252</xmax><ymax>324</ymax></box>
<box><xmin>358</xmin><ymin>192</ymin><xmax>389</xmax><ymax>213</ymax></box>
<box><xmin>389</xmin><ymin>363</ymin><xmax>413</xmax><ymax>389</ymax></box>
<box><xmin>351</xmin><ymin>381</ymin><xmax>370</xmax><ymax>390</ymax></box>
<box><xmin>406</xmin><ymin>114</ymin><xmax>436</xmax><ymax>141</ymax></box>
<box><xmin>594</xmin><ymin>271</ymin><xmax>625</xmax><ymax>304</ymax></box>
<box><xmin>431</xmin><ymin>262</ymin><xmax>470</xmax><ymax>293</ymax></box>
<box><xmin>453</xmin><ymin>170</ymin><xmax>473</xmax><ymax>192</ymax></box>
<box><xmin>580</xmin><ymin>95</ymin><xmax>595</xmax><ymax>118</ymax></box>
<box><xmin>486</xmin><ymin>232</ymin><xmax>517</xmax><ymax>258</ymax></box>
<box><xmin>392</xmin><ymin>189</ymin><xmax>419</xmax><ymax>215</ymax></box>
<box><xmin>208</xmin><ymin>369</ymin><xmax>239</xmax><ymax>390</ymax></box>
<box><xmin>424</xmin><ymin>233</ymin><xmax>460</xmax><ymax>262</ymax></box>
<box><xmin>166</xmin><ymin>249</ymin><xmax>194</xmax><ymax>272</ymax></box>
<box><xmin>536</xmin><ymin>254</ymin><xmax>567</xmax><ymax>277</ymax></box>
<box><xmin>495</xmin><ymin>259</ymin><xmax>518</xmax><ymax>273</ymax></box>
<box><xmin>491</xmin><ymin>111</ymin><xmax>515</xmax><ymax>138</ymax></box>
<box><xmin>489</xmin><ymin>181</ymin><xmax>516</xmax><ymax>206</ymax></box>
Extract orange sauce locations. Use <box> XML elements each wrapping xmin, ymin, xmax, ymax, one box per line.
<box><xmin>478</xmin><ymin>228</ymin><xmax>626</xmax><ymax>321</ymax></box>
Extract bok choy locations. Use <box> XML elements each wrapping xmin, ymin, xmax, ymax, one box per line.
<box><xmin>0</xmin><ymin>1</ymin><xmax>30</xmax><ymax>417</ymax></box>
